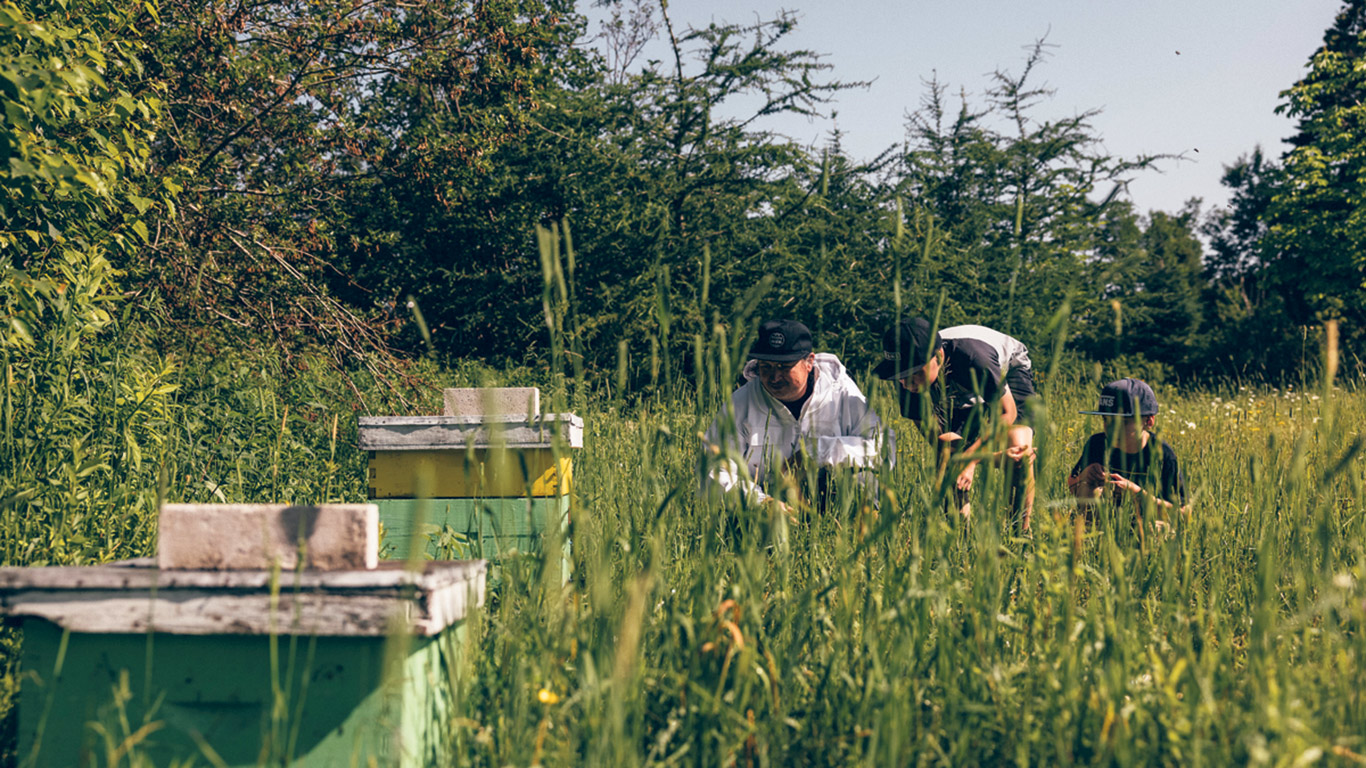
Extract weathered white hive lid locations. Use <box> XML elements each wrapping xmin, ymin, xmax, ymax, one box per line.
<box><xmin>0</xmin><ymin>559</ymin><xmax>485</xmax><ymax>637</ymax></box>
<box><xmin>358</xmin><ymin>413</ymin><xmax>583</xmax><ymax>451</ymax></box>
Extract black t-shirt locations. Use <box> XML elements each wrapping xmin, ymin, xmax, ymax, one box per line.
<box><xmin>1069</xmin><ymin>432</ymin><xmax>1187</xmax><ymax>505</ymax></box>
<box><xmin>781</xmin><ymin>371</ymin><xmax>816</xmax><ymax>420</ymax></box>
<box><xmin>897</xmin><ymin>338</ymin><xmax>1005</xmax><ymax>441</ymax></box>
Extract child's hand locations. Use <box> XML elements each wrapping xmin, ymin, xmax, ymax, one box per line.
<box><xmin>955</xmin><ymin>463</ymin><xmax>977</xmax><ymax>491</ymax></box>
<box><xmin>762</xmin><ymin>496</ymin><xmax>797</xmax><ymax>523</ymax></box>
<box><xmin>1076</xmin><ymin>462</ymin><xmax>1107</xmax><ymax>487</ymax></box>
<box><xmin>1106</xmin><ymin>473</ymin><xmax>1142</xmax><ymax>495</ymax></box>
<box><xmin>1004</xmin><ymin>445</ymin><xmax>1035</xmax><ymax>462</ymax></box>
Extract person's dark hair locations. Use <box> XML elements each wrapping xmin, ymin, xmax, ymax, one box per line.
<box><xmin>873</xmin><ymin>317</ymin><xmax>942</xmax><ymax>380</ymax></box>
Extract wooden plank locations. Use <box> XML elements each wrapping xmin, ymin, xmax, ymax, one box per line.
<box><xmin>0</xmin><ymin>559</ymin><xmax>484</xmax><ymax>591</ymax></box>
<box><xmin>358</xmin><ymin>414</ymin><xmax>583</xmax><ymax>450</ymax></box>
<box><xmin>367</xmin><ymin>450</ymin><xmax>572</xmax><ymax>498</ymax></box>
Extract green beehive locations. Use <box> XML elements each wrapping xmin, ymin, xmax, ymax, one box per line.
<box><xmin>0</xmin><ymin>557</ymin><xmax>485</xmax><ymax>767</ymax></box>
<box><xmin>359</xmin><ymin>387</ymin><xmax>581</xmax><ymax>580</ymax></box>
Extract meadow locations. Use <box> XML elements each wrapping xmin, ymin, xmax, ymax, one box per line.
<box><xmin>450</xmin><ymin>369</ymin><xmax>1366</xmax><ymax>767</ymax></box>
<box><xmin>2</xmin><ymin>324</ymin><xmax>1364</xmax><ymax>766</ymax></box>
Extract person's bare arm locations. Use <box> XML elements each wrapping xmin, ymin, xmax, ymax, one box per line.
<box><xmin>1107</xmin><ymin>474</ymin><xmax>1178</xmax><ymax>511</ymax></box>
<box><xmin>946</xmin><ymin>433</ymin><xmax>988</xmax><ymax>490</ymax></box>
<box><xmin>950</xmin><ymin>384</ymin><xmax>1016</xmax><ymax>489</ymax></box>
<box><xmin>998</xmin><ymin>383</ymin><xmax>1017</xmax><ymax>426</ymax></box>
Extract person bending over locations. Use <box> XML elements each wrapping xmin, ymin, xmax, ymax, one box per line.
<box><xmin>875</xmin><ymin>317</ymin><xmax>1038</xmax><ymax>530</ymax></box>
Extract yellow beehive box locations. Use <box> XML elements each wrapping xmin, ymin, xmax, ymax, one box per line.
<box><xmin>367</xmin><ymin>448</ymin><xmax>572</xmax><ymax>498</ymax></box>
<box><xmin>358</xmin><ymin>413</ymin><xmax>583</xmax><ymax>500</ymax></box>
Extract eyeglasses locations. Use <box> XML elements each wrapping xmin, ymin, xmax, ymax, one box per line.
<box><xmin>756</xmin><ymin>360</ymin><xmax>803</xmax><ymax>376</ymax></box>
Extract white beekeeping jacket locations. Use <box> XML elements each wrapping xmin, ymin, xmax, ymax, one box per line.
<box><xmin>701</xmin><ymin>353</ymin><xmax>893</xmax><ymax>504</ymax></box>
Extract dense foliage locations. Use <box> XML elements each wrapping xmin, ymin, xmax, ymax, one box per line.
<box><xmin>1262</xmin><ymin>0</ymin><xmax>1366</xmax><ymax>352</ymax></box>
<box><xmin>1</xmin><ymin>0</ymin><xmax>171</xmax><ymax>561</ymax></box>
<box><xmin>9</xmin><ymin>0</ymin><xmax>1366</xmax><ymax>390</ymax></box>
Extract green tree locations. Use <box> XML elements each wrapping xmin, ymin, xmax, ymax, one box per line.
<box><xmin>0</xmin><ymin>0</ymin><xmax>166</xmax><ymax>263</ymax></box>
<box><xmin>139</xmin><ymin>0</ymin><xmax>575</xmax><ymax>367</ymax></box>
<box><xmin>1073</xmin><ymin>203</ymin><xmax>1206</xmax><ymax>376</ymax></box>
<box><xmin>333</xmin><ymin>5</ymin><xmax>857</xmax><ymax>381</ymax></box>
<box><xmin>1</xmin><ymin>0</ymin><xmax>168</xmax><ymax>357</ymax></box>
<box><xmin>1203</xmin><ymin>148</ymin><xmax>1277</xmax><ymax>283</ymax></box>
<box><xmin>745</xmin><ymin>140</ymin><xmax>893</xmax><ymax>353</ymax></box>
<box><xmin>894</xmin><ymin>42</ymin><xmax>1161</xmax><ymax>355</ymax></box>
<box><xmin>1264</xmin><ymin>0</ymin><xmax>1366</xmax><ymax>341</ymax></box>
<box><xmin>1198</xmin><ymin>149</ymin><xmax>1301</xmax><ymax>376</ymax></box>
<box><xmin>1128</xmin><ymin>206</ymin><xmax>1206</xmax><ymax>368</ymax></box>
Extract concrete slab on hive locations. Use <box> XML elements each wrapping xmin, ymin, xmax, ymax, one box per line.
<box><xmin>157</xmin><ymin>503</ymin><xmax>379</xmax><ymax>571</ymax></box>
<box><xmin>443</xmin><ymin>387</ymin><xmax>540</xmax><ymax>419</ymax></box>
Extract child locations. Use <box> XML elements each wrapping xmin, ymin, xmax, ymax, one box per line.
<box><xmin>875</xmin><ymin>317</ymin><xmax>1038</xmax><ymax>529</ymax></box>
<box><xmin>1067</xmin><ymin>378</ymin><xmax>1188</xmax><ymax>523</ymax></box>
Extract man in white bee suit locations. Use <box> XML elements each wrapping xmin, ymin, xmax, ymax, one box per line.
<box><xmin>701</xmin><ymin>319</ymin><xmax>892</xmax><ymax>514</ymax></box>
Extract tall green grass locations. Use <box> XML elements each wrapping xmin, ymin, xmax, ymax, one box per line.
<box><xmin>442</xmin><ymin>372</ymin><xmax>1365</xmax><ymax>766</ymax></box>
<box><xmin>434</xmin><ymin>230</ymin><xmax>1366</xmax><ymax>765</ymax></box>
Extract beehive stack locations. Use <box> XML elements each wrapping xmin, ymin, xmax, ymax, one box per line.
<box><xmin>359</xmin><ymin>387</ymin><xmax>581</xmax><ymax>581</ymax></box>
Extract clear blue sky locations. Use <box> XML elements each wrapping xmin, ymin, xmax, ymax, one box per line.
<box><xmin>582</xmin><ymin>0</ymin><xmax>1343</xmax><ymax>216</ymax></box>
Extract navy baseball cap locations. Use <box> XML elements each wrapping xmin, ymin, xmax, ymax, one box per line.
<box><xmin>874</xmin><ymin>317</ymin><xmax>943</xmax><ymax>380</ymax></box>
<box><xmin>749</xmin><ymin>319</ymin><xmax>813</xmax><ymax>362</ymax></box>
<box><xmin>1081</xmin><ymin>378</ymin><xmax>1159</xmax><ymax>417</ymax></box>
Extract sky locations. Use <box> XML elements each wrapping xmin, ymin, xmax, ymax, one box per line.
<box><xmin>582</xmin><ymin>0</ymin><xmax>1344</xmax><ymax>216</ymax></box>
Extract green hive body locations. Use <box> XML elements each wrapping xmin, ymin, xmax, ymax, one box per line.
<box><xmin>359</xmin><ymin>410</ymin><xmax>581</xmax><ymax>581</ymax></box>
<box><xmin>0</xmin><ymin>560</ymin><xmax>484</xmax><ymax>767</ymax></box>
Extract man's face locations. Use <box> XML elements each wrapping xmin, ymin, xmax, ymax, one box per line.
<box><xmin>757</xmin><ymin>354</ymin><xmax>815</xmax><ymax>402</ymax></box>
<box><xmin>897</xmin><ymin>349</ymin><xmax>942</xmax><ymax>393</ymax></box>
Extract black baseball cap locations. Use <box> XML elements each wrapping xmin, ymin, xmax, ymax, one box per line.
<box><xmin>1081</xmin><ymin>378</ymin><xmax>1159</xmax><ymax>417</ymax></box>
<box><xmin>749</xmin><ymin>319</ymin><xmax>813</xmax><ymax>362</ymax></box>
<box><xmin>874</xmin><ymin>317</ymin><xmax>943</xmax><ymax>380</ymax></box>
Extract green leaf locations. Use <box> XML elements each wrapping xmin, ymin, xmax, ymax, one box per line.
<box><xmin>8</xmin><ymin>317</ymin><xmax>35</xmax><ymax>346</ymax></box>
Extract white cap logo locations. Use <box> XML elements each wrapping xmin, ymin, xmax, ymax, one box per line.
<box><xmin>1098</xmin><ymin>395</ymin><xmax>1115</xmax><ymax>408</ymax></box>
<box><xmin>768</xmin><ymin>331</ymin><xmax>785</xmax><ymax>348</ymax></box>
